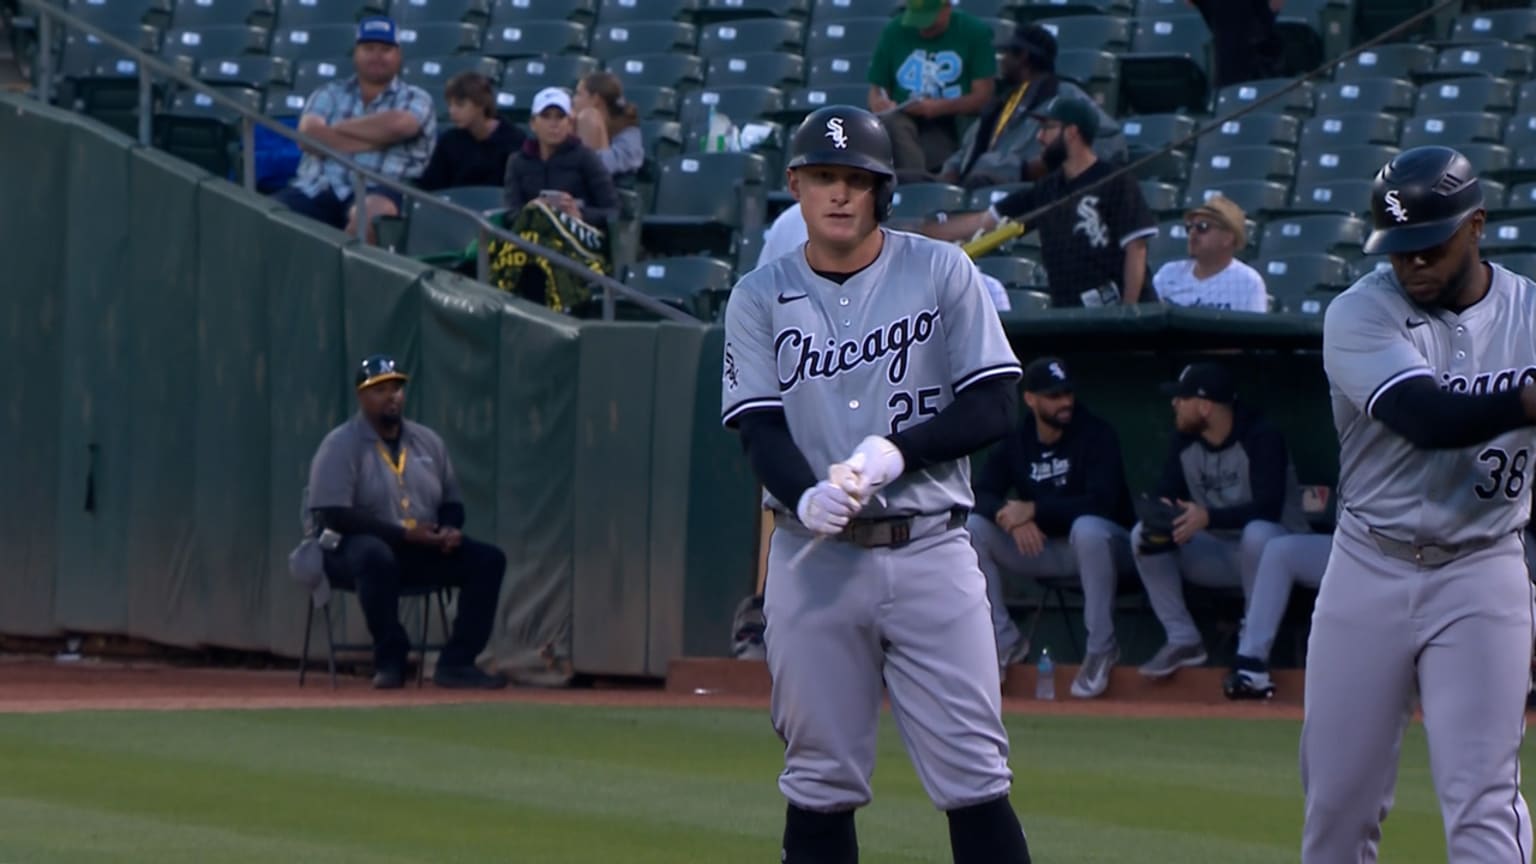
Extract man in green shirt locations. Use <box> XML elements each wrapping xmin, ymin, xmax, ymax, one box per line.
<box><xmin>867</xmin><ymin>0</ymin><xmax>996</xmax><ymax>178</ymax></box>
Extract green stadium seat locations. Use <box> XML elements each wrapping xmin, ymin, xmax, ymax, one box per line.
<box><xmin>887</xmin><ymin>182</ymin><xmax>967</xmax><ymax>221</ymax></box>
<box><xmin>786</xmin><ymin>84</ymin><xmax>869</xmax><ymax>114</ymax></box>
<box><xmin>1295</xmin><ymin>144</ymin><xmax>1401</xmax><ymax>188</ymax></box>
<box><xmin>1427</xmin><ymin>43</ymin><xmax>1534</xmax><ymax>82</ymax></box>
<box><xmin>1128</xmin><ymin>148</ymin><xmax>1191</xmax><ymax>183</ymax></box>
<box><xmin>1003</xmin><ymin>289</ymin><xmax>1053</xmax><ymax>313</ymax></box>
<box><xmin>1258</xmin><ymin>253</ymin><xmax>1351</xmax><ymax>295</ymax></box>
<box><xmin>1348</xmin><ymin>257</ymin><xmax>1388</xmax><ymax>282</ymax></box>
<box><xmin>283</xmin><ymin>56</ymin><xmax>346</xmax><ymax>102</ymax></box>
<box><xmin>482</xmin><ymin>20</ymin><xmax>587</xmax><ymax>59</ymax></box>
<box><xmin>196</xmin><ymin>54</ymin><xmax>291</xmax><ymax>89</ymax></box>
<box><xmin>806</xmin><ymin>53</ymin><xmax>873</xmax><ymax>88</ymax></box>
<box><xmin>492</xmin><ymin>84</ymin><xmax>542</xmax><ymax>121</ymax></box>
<box><xmin>1188</xmin><ymin>145</ymin><xmax>1297</xmax><ymax>185</ymax></box>
<box><xmin>394</xmin><ymin>22</ymin><xmax>483</xmax><ymax>55</ymax></box>
<box><xmin>707</xmin><ymin>52</ymin><xmax>806</xmax><ymax>90</ymax></box>
<box><xmin>642</xmin><ymin>152</ymin><xmax>768</xmax><ymax>258</ymax></box>
<box><xmin>1287</xmin><ymin>178</ymin><xmax>1373</xmax><ymax>216</ymax></box>
<box><xmin>699</xmin><ymin>19</ymin><xmax>805</xmax><ymax>57</ymax></box>
<box><xmin>274</xmin><ymin>0</ymin><xmax>372</xmax><ymax>28</ymax></box>
<box><xmin>1505</xmin><ymin>114</ymin><xmax>1536</xmax><ymax>152</ymax></box>
<box><xmin>641</xmin><ymin>118</ymin><xmax>684</xmax><ymax>165</ymax></box>
<box><xmin>1035</xmin><ymin>15</ymin><xmax>1132</xmax><ymax>52</ymax></box>
<box><xmin>591</xmin><ymin>20</ymin><xmax>697</xmax><ymax>60</ymax></box>
<box><xmin>1520</xmin><ymin>80</ymin><xmax>1536</xmax><ymax>115</ymax></box>
<box><xmin>811</xmin><ymin>0</ymin><xmax>900</xmax><ymax>22</ymax></box>
<box><xmin>1055</xmin><ymin>49</ymin><xmax>1120</xmax><ymax>112</ymax></box>
<box><xmin>390</xmin><ymin>0</ymin><xmax>491</xmax><ymax>26</ymax></box>
<box><xmin>1120</xmin><ymin>113</ymin><xmax>1196</xmax><ymax>154</ymax></box>
<box><xmin>680</xmin><ymin>85</ymin><xmax>784</xmax><ymax>131</ymax></box>
<box><xmin>1214</xmin><ymin>77</ymin><xmax>1315</xmax><ymax>117</ymax></box>
<box><xmin>381</xmin><ymin>185</ymin><xmax>505</xmax><ymax>261</ymax></box>
<box><xmin>1139</xmin><ymin>179</ymin><xmax>1181</xmax><ymax>217</ymax></box>
<box><xmin>1196</xmin><ymin>113</ymin><xmax>1301</xmax><ymax>155</ymax></box>
<box><xmin>1315</xmin><ymin>77</ymin><xmax>1416</xmax><ymax>116</ymax></box>
<box><xmin>272</xmin><ymin>25</ymin><xmax>363</xmax><ymax>61</ymax></box>
<box><xmin>1299</xmin><ymin>111</ymin><xmax>1401</xmax><ymax>150</ymax></box>
<box><xmin>806</xmin><ymin>17</ymin><xmax>884</xmax><ymax>57</ymax></box>
<box><xmin>491</xmin><ymin>0</ymin><xmax>597</xmax><ymax>24</ymax></box>
<box><xmin>1414</xmin><ymin>76</ymin><xmax>1516</xmax><ymax>116</ymax></box>
<box><xmin>160</xmin><ymin>25</ymin><xmax>270</xmax><ymax>63</ymax></box>
<box><xmin>1259</xmin><ymin>214</ymin><xmax>1367</xmax><ymax>259</ymax></box>
<box><xmin>607</xmin><ymin>52</ymin><xmax>705</xmax><ymax>91</ymax></box>
<box><xmin>622</xmin><ymin>255</ymin><xmax>736</xmax><ymax>319</ymax></box>
<box><xmin>617</xmin><ymin>83</ymin><xmax>680</xmax><ymax>120</ymax></box>
<box><xmin>1452</xmin><ymin>142</ymin><xmax>1513</xmax><ymax>179</ymax></box>
<box><xmin>1147</xmin><ymin>218</ymin><xmax>1191</xmax><ymax>267</ymax></box>
<box><xmin>1275</xmin><ymin>287</ymin><xmax>1340</xmax><ymax>317</ymax></box>
<box><xmin>66</xmin><ymin>0</ymin><xmax>172</xmax><ymax>30</ymax></box>
<box><xmin>1016</xmin><ymin>0</ymin><xmax>1133</xmax><ymax>20</ymax></box>
<box><xmin>1501</xmin><ymin>181</ymin><xmax>1536</xmax><ymax>215</ymax></box>
<box><xmin>1398</xmin><ymin>112</ymin><xmax>1503</xmax><ymax>149</ymax></box>
<box><xmin>500</xmin><ymin>54</ymin><xmax>599</xmax><ymax>89</ymax></box>
<box><xmin>1450</xmin><ymin>8</ymin><xmax>1536</xmax><ymax>46</ymax></box>
<box><xmin>975</xmin><ymin>256</ymin><xmax>1042</xmax><ymax>290</ymax></box>
<box><xmin>1182</xmin><ymin>180</ymin><xmax>1289</xmax><ymax>217</ymax></box>
<box><xmin>696</xmin><ymin>0</ymin><xmax>811</xmax><ymax>23</ymax></box>
<box><xmin>172</xmin><ymin>0</ymin><xmax>275</xmax><ymax>28</ymax></box>
<box><xmin>953</xmin><ymin>0</ymin><xmax>1022</xmax><ymax>17</ymax></box>
<box><xmin>1118</xmin><ymin>14</ymin><xmax>1209</xmax><ymax>114</ymax></box>
<box><xmin>1330</xmin><ymin>42</ymin><xmax>1433</xmax><ymax>83</ymax></box>
<box><xmin>598</xmin><ymin>0</ymin><xmax>696</xmax><ymax>23</ymax></box>
<box><xmin>152</xmin><ymin>84</ymin><xmax>263</xmax><ymax>177</ymax></box>
<box><xmin>1354</xmin><ymin>0</ymin><xmax>1450</xmax><ymax>45</ymax></box>
<box><xmin>1483</xmin><ymin>217</ymin><xmax>1536</xmax><ymax>254</ymax></box>
<box><xmin>1131</xmin><ymin>0</ymin><xmax>1181</xmax><ymax>15</ymax></box>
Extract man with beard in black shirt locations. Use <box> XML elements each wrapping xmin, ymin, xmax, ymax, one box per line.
<box><xmin>919</xmin><ymin>97</ymin><xmax>1157</xmax><ymax>307</ymax></box>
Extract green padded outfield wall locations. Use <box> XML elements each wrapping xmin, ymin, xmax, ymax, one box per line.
<box><xmin>0</xmin><ymin>92</ymin><xmax>1342</xmax><ymax>679</ymax></box>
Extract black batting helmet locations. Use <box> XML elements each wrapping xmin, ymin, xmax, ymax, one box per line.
<box><xmin>1362</xmin><ymin>145</ymin><xmax>1485</xmax><ymax>255</ymax></box>
<box><xmin>786</xmin><ymin>105</ymin><xmax>897</xmax><ymax>221</ymax></box>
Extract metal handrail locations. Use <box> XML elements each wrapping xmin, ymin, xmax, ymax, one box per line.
<box><xmin>17</xmin><ymin>0</ymin><xmax>701</xmax><ymax>324</ymax></box>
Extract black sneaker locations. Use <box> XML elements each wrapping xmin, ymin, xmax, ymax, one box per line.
<box><xmin>432</xmin><ymin>665</ymin><xmax>509</xmax><ymax>690</ymax></box>
<box><xmin>372</xmin><ymin>667</ymin><xmax>405</xmax><ymax>690</ymax></box>
<box><xmin>1222</xmin><ymin>668</ymin><xmax>1276</xmax><ymax>700</ymax></box>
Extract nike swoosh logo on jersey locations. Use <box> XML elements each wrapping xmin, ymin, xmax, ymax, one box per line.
<box><xmin>1406</xmin><ymin>318</ymin><xmax>1428</xmax><ymax>328</ymax></box>
<box><xmin>778</xmin><ymin>292</ymin><xmax>808</xmax><ymax>304</ymax></box>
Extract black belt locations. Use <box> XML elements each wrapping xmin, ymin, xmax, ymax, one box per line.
<box><xmin>778</xmin><ymin>507</ymin><xmax>969</xmax><ymax>549</ymax></box>
<box><xmin>1368</xmin><ymin>529</ymin><xmax>1504</xmax><ymax>568</ymax></box>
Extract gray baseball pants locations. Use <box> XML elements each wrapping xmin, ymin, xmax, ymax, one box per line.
<box><xmin>1130</xmin><ymin>520</ymin><xmax>1292</xmax><ymax>647</ymax></box>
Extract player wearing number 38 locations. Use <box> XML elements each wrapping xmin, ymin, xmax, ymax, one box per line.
<box><xmin>297</xmin><ymin>355</ymin><xmax>508</xmax><ymax>691</ymax></box>
<box><xmin>1302</xmin><ymin>146</ymin><xmax>1536</xmax><ymax>863</ymax></box>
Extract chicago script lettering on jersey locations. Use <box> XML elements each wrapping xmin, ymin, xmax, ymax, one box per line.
<box><xmin>1440</xmin><ymin>365</ymin><xmax>1536</xmax><ymax>395</ymax></box>
<box><xmin>776</xmin><ymin>307</ymin><xmax>941</xmax><ymax>390</ymax></box>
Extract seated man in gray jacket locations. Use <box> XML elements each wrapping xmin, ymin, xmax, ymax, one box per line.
<box><xmin>940</xmin><ymin>25</ymin><xmax>1125</xmax><ymax>190</ymax></box>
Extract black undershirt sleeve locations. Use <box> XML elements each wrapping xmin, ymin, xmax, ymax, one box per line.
<box><xmin>737</xmin><ymin>410</ymin><xmax>821</xmax><ymax>512</ymax></box>
<box><xmin>316</xmin><ymin>507</ymin><xmax>405</xmax><ymax>544</ymax></box>
<box><xmin>888</xmin><ymin>377</ymin><xmax>1019</xmax><ymax>474</ymax></box>
<box><xmin>1371</xmin><ymin>375</ymin><xmax>1533</xmax><ymax>450</ymax></box>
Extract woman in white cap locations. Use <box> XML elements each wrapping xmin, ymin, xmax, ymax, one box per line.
<box><xmin>502</xmin><ymin>86</ymin><xmax>618</xmax><ymax>227</ymax></box>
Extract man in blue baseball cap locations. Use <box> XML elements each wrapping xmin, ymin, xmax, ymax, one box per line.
<box><xmin>272</xmin><ymin>15</ymin><xmax>437</xmax><ymax>240</ymax></box>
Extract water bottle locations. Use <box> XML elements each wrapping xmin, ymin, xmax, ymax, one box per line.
<box><xmin>1035</xmin><ymin>646</ymin><xmax>1056</xmax><ymax>701</ymax></box>
<box><xmin>703</xmin><ymin>104</ymin><xmax>716</xmax><ymax>152</ymax></box>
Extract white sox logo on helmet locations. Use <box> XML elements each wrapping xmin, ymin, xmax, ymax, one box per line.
<box><xmin>1384</xmin><ymin>189</ymin><xmax>1409</xmax><ymax>223</ymax></box>
<box><xmin>825</xmin><ymin>117</ymin><xmax>848</xmax><ymax>150</ymax></box>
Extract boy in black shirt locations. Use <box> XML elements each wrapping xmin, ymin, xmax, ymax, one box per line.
<box><xmin>416</xmin><ymin>72</ymin><xmax>526</xmax><ymax>191</ymax></box>
<box><xmin>920</xmin><ymin>96</ymin><xmax>1157</xmax><ymax>307</ymax></box>
<box><xmin>968</xmin><ymin>357</ymin><xmax>1135</xmax><ymax>698</ymax></box>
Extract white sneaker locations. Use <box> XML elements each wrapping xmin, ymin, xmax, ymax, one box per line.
<box><xmin>1070</xmin><ymin>645</ymin><xmax>1120</xmax><ymax>699</ymax></box>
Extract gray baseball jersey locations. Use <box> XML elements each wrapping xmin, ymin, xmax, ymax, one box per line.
<box><xmin>720</xmin><ymin>229</ymin><xmax>1022</xmax><ymax>516</ymax></box>
<box><xmin>1322</xmin><ymin>262</ymin><xmax>1536</xmax><ymax>545</ymax></box>
<box><xmin>307</xmin><ymin>414</ymin><xmax>461</xmax><ymax>530</ymax></box>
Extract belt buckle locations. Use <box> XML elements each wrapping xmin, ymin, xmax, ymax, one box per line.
<box><xmin>889</xmin><ymin>520</ymin><xmax>911</xmax><ymax>548</ymax></box>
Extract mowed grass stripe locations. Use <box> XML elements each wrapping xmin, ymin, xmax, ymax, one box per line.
<box><xmin>0</xmin><ymin>704</ymin><xmax>1479</xmax><ymax>863</ymax></box>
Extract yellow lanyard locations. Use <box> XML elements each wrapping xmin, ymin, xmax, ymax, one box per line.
<box><xmin>990</xmin><ymin>83</ymin><xmax>1030</xmax><ymax>148</ymax></box>
<box><xmin>376</xmin><ymin>440</ymin><xmax>416</xmax><ymax>528</ymax></box>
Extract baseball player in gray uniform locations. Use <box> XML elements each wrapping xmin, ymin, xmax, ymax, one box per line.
<box><xmin>1302</xmin><ymin>145</ymin><xmax>1536</xmax><ymax>862</ymax></box>
<box><xmin>720</xmin><ymin>105</ymin><xmax>1032</xmax><ymax>864</ymax></box>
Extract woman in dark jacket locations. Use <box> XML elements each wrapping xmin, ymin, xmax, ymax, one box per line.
<box><xmin>503</xmin><ymin>86</ymin><xmax>618</xmax><ymax>227</ymax></box>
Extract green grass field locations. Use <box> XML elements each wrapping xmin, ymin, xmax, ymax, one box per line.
<box><xmin>0</xmin><ymin>703</ymin><xmax>1472</xmax><ymax>862</ymax></box>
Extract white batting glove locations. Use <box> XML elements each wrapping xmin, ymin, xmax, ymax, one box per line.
<box><xmin>796</xmin><ymin>480</ymin><xmax>860</xmax><ymax>536</ymax></box>
<box><xmin>839</xmin><ymin>436</ymin><xmax>905</xmax><ymax>500</ymax></box>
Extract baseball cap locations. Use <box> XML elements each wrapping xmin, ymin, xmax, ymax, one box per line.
<box><xmin>531</xmin><ymin>86</ymin><xmax>572</xmax><ymax>116</ymax></box>
<box><xmin>1007</xmin><ymin>24</ymin><xmax>1058</xmax><ymax>69</ymax></box>
<box><xmin>355</xmin><ymin>15</ymin><xmax>398</xmax><ymax>46</ymax></box>
<box><xmin>1023</xmin><ymin>357</ymin><xmax>1073</xmax><ymax>395</ymax></box>
<box><xmin>355</xmin><ymin>354</ymin><xmax>409</xmax><ymax>390</ymax></box>
<box><xmin>1031</xmin><ymin>96</ymin><xmax>1099</xmax><ymax>144</ymax></box>
<box><xmin>1160</xmin><ymin>362</ymin><xmax>1236</xmax><ymax>404</ymax></box>
<box><xmin>901</xmin><ymin>0</ymin><xmax>950</xmax><ymax>29</ymax></box>
<box><xmin>1185</xmin><ymin>194</ymin><xmax>1248</xmax><ymax>249</ymax></box>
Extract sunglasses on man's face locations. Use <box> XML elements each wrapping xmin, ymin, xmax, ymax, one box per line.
<box><xmin>1184</xmin><ymin>220</ymin><xmax>1218</xmax><ymax>234</ymax></box>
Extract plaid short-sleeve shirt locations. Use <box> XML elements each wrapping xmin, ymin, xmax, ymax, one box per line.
<box><xmin>294</xmin><ymin>75</ymin><xmax>436</xmax><ymax>199</ymax></box>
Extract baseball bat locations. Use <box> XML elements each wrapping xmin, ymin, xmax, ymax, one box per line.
<box><xmin>961</xmin><ymin>220</ymin><xmax>1026</xmax><ymax>259</ymax></box>
<box><xmin>786</xmin><ymin>461</ymin><xmax>866</xmax><ymax>569</ymax></box>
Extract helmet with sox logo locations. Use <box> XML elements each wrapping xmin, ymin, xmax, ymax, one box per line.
<box><xmin>1363</xmin><ymin>145</ymin><xmax>1485</xmax><ymax>255</ymax></box>
<box><xmin>786</xmin><ymin>105</ymin><xmax>897</xmax><ymax>222</ymax></box>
